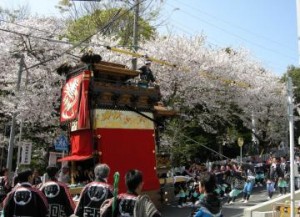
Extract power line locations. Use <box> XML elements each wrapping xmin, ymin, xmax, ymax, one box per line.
<box><xmin>0</xmin><ymin>19</ymin><xmax>53</xmax><ymax>35</ymax></box>
<box><xmin>1</xmin><ymin>21</ymin><xmax>281</xmax><ymax>84</ymax></box>
<box><xmin>0</xmin><ymin>26</ymin><xmax>112</xmax><ymax>50</ymax></box>
<box><xmin>11</xmin><ymin>1</ymin><xmax>145</xmax><ymax>72</ymax></box>
<box><xmin>166</xmin><ymin>18</ymin><xmax>288</xmax><ymax>74</ymax></box>
<box><xmin>0</xmin><ymin>25</ymin><xmax>255</xmax><ymax>88</ymax></box>
<box><xmin>0</xmin><ymin>27</ymin><xmax>71</xmax><ymax>46</ymax></box>
<box><xmin>165</xmin><ymin>2</ymin><xmax>298</xmax><ymax>62</ymax></box>
<box><xmin>0</xmin><ymin>3</ymin><xmax>293</xmax><ymax>77</ymax></box>
<box><xmin>168</xmin><ymin>17</ymin><xmax>222</xmax><ymax>48</ymax></box>
<box><xmin>175</xmin><ymin>0</ymin><xmax>294</xmax><ymax>51</ymax></box>
<box><xmin>0</xmin><ymin>12</ymin><xmax>282</xmax><ymax>84</ymax></box>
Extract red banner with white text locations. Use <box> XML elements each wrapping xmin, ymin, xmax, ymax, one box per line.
<box><xmin>60</xmin><ymin>71</ymin><xmax>91</xmax><ymax>129</ymax></box>
<box><xmin>60</xmin><ymin>74</ymin><xmax>82</xmax><ymax>123</ymax></box>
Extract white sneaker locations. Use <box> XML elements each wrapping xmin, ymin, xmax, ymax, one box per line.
<box><xmin>229</xmin><ymin>201</ymin><xmax>233</xmax><ymax>204</ymax></box>
<box><xmin>177</xmin><ymin>205</ymin><xmax>182</xmax><ymax>208</ymax></box>
<box><xmin>267</xmin><ymin>196</ymin><xmax>271</xmax><ymax>200</ymax></box>
<box><xmin>186</xmin><ymin>202</ymin><xmax>193</xmax><ymax>207</ymax></box>
<box><xmin>243</xmin><ymin>200</ymin><xmax>248</xmax><ymax>203</ymax></box>
<box><xmin>278</xmin><ymin>194</ymin><xmax>282</xmax><ymax>197</ymax></box>
<box><xmin>240</xmin><ymin>199</ymin><xmax>245</xmax><ymax>202</ymax></box>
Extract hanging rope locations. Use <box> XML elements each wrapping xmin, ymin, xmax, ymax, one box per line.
<box><xmin>106</xmin><ymin>46</ymin><xmax>250</xmax><ymax>88</ymax></box>
<box><xmin>182</xmin><ymin>134</ymin><xmax>231</xmax><ymax>160</ymax></box>
<box><xmin>107</xmin><ymin>46</ymin><xmax>177</xmax><ymax>67</ymax></box>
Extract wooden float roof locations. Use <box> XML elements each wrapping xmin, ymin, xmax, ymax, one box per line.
<box><xmin>93</xmin><ymin>61</ymin><xmax>139</xmax><ymax>79</ymax></box>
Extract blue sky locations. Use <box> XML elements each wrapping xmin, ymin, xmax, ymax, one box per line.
<box><xmin>0</xmin><ymin>0</ymin><xmax>59</xmax><ymax>16</ymax></box>
<box><xmin>161</xmin><ymin>0</ymin><xmax>299</xmax><ymax>76</ymax></box>
<box><xmin>0</xmin><ymin>0</ymin><xmax>299</xmax><ymax>76</ymax></box>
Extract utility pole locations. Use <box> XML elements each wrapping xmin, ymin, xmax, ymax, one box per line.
<box><xmin>251</xmin><ymin>112</ymin><xmax>259</xmax><ymax>154</ymax></box>
<box><xmin>293</xmin><ymin>1</ymin><xmax>300</xmax><ymax>215</ymax></box>
<box><xmin>132</xmin><ymin>0</ymin><xmax>140</xmax><ymax>70</ymax></box>
<box><xmin>296</xmin><ymin>0</ymin><xmax>300</xmax><ymax>64</ymax></box>
<box><xmin>287</xmin><ymin>77</ymin><xmax>295</xmax><ymax>217</ymax></box>
<box><xmin>6</xmin><ymin>54</ymin><xmax>24</xmax><ymax>174</ymax></box>
<box><xmin>16</xmin><ymin>120</ymin><xmax>23</xmax><ymax>172</ymax></box>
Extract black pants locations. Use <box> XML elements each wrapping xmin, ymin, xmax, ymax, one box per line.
<box><xmin>227</xmin><ymin>196</ymin><xmax>236</xmax><ymax>203</ymax></box>
<box><xmin>279</xmin><ymin>187</ymin><xmax>287</xmax><ymax>194</ymax></box>
<box><xmin>178</xmin><ymin>196</ymin><xmax>186</xmax><ymax>205</ymax></box>
<box><xmin>243</xmin><ymin>192</ymin><xmax>250</xmax><ymax>200</ymax></box>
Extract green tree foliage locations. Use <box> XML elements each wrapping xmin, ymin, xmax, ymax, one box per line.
<box><xmin>66</xmin><ymin>8</ymin><xmax>156</xmax><ymax>46</ymax></box>
<box><xmin>162</xmin><ymin>102</ymin><xmax>252</xmax><ymax>166</ymax></box>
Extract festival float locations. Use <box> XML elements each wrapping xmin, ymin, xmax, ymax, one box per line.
<box><xmin>57</xmin><ymin>53</ymin><xmax>176</xmax><ymax>206</ymax></box>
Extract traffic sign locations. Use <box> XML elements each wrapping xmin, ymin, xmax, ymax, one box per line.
<box><xmin>54</xmin><ymin>135</ymin><xmax>69</xmax><ymax>151</ymax></box>
<box><xmin>237</xmin><ymin>137</ymin><xmax>244</xmax><ymax>147</ymax></box>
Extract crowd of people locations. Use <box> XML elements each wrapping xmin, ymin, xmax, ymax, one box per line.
<box><xmin>170</xmin><ymin>154</ymin><xmax>293</xmax><ymax>216</ymax></box>
<box><xmin>0</xmin><ymin>153</ymin><xmax>296</xmax><ymax>217</ymax></box>
<box><xmin>0</xmin><ymin>164</ymin><xmax>161</xmax><ymax>217</ymax></box>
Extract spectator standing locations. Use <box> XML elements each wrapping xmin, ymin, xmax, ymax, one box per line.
<box><xmin>0</xmin><ymin>168</ymin><xmax>11</xmax><ymax>197</ymax></box>
<box><xmin>0</xmin><ymin>168</ymin><xmax>11</xmax><ymax>209</ymax></box>
<box><xmin>40</xmin><ymin>166</ymin><xmax>75</xmax><ymax>217</ymax></box>
<box><xmin>270</xmin><ymin>157</ymin><xmax>283</xmax><ymax>183</ymax></box>
<box><xmin>58</xmin><ymin>166</ymin><xmax>71</xmax><ymax>184</ymax></box>
<box><xmin>74</xmin><ymin>164</ymin><xmax>113</xmax><ymax>217</ymax></box>
<box><xmin>268</xmin><ymin>157</ymin><xmax>283</xmax><ymax>196</ymax></box>
<box><xmin>294</xmin><ymin>156</ymin><xmax>300</xmax><ymax>190</ymax></box>
<box><xmin>73</xmin><ymin>165</ymin><xmax>86</xmax><ymax>184</ymax></box>
<box><xmin>266</xmin><ymin>178</ymin><xmax>276</xmax><ymax>200</ymax></box>
<box><xmin>2</xmin><ymin>168</ymin><xmax>48</xmax><ymax>217</ymax></box>
<box><xmin>277</xmin><ymin>176</ymin><xmax>288</xmax><ymax>196</ymax></box>
<box><xmin>280</xmin><ymin>156</ymin><xmax>289</xmax><ymax>177</ymax></box>
<box><xmin>32</xmin><ymin>169</ymin><xmax>42</xmax><ymax>186</ymax></box>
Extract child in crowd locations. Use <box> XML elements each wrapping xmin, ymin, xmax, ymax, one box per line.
<box><xmin>178</xmin><ymin>184</ymin><xmax>188</xmax><ymax>208</ymax></box>
<box><xmin>266</xmin><ymin>178</ymin><xmax>276</xmax><ymax>200</ymax></box>
<box><xmin>254</xmin><ymin>163</ymin><xmax>265</xmax><ymax>187</ymax></box>
<box><xmin>241</xmin><ymin>168</ymin><xmax>255</xmax><ymax>203</ymax></box>
<box><xmin>227</xmin><ymin>172</ymin><xmax>245</xmax><ymax>205</ymax></box>
<box><xmin>277</xmin><ymin>176</ymin><xmax>288</xmax><ymax>196</ymax></box>
<box><xmin>214</xmin><ymin>166</ymin><xmax>227</xmax><ymax>198</ymax></box>
<box><xmin>190</xmin><ymin>182</ymin><xmax>200</xmax><ymax>206</ymax></box>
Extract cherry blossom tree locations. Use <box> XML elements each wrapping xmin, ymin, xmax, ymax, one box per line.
<box><xmin>132</xmin><ymin>36</ymin><xmax>287</xmax><ymax>158</ymax></box>
<box><xmin>0</xmin><ymin>17</ymin><xmax>70</xmax><ymax>149</ymax></box>
<box><xmin>0</xmin><ymin>16</ymin><xmax>288</xmax><ymax>164</ymax></box>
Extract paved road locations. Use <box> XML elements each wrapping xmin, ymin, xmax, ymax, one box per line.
<box><xmin>221</xmin><ymin>186</ymin><xmax>270</xmax><ymax>217</ymax></box>
<box><xmin>161</xmin><ymin>185</ymin><xmax>281</xmax><ymax>217</ymax></box>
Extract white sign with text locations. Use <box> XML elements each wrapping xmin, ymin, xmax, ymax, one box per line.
<box><xmin>20</xmin><ymin>143</ymin><xmax>32</xmax><ymax>165</ymax></box>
